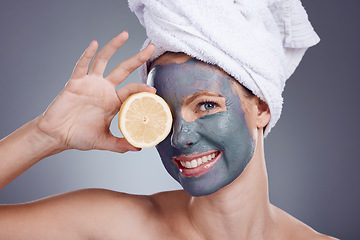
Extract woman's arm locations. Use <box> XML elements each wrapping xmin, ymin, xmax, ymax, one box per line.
<box><xmin>0</xmin><ymin>188</ymin><xmax>159</xmax><ymax>239</ymax></box>
<box><xmin>0</xmin><ymin>31</ymin><xmax>155</xmax><ymax>189</ymax></box>
<box><xmin>0</xmin><ymin>117</ymin><xmax>61</xmax><ymax>190</ymax></box>
<box><xmin>0</xmin><ymin>32</ymin><xmax>158</xmax><ymax>239</ymax></box>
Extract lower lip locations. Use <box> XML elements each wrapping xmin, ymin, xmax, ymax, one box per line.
<box><xmin>176</xmin><ymin>152</ymin><xmax>222</xmax><ymax>177</ymax></box>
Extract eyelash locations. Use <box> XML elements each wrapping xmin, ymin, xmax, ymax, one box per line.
<box><xmin>197</xmin><ymin>100</ymin><xmax>219</xmax><ymax>112</ymax></box>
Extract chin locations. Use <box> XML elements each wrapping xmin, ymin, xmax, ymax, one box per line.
<box><xmin>179</xmin><ymin>172</ymin><xmax>240</xmax><ymax>197</ymax></box>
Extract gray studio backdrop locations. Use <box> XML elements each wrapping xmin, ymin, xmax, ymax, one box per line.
<box><xmin>0</xmin><ymin>1</ymin><xmax>359</xmax><ymax>239</ymax></box>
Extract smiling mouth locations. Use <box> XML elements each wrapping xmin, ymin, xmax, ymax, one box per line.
<box><xmin>173</xmin><ymin>150</ymin><xmax>222</xmax><ymax>177</ymax></box>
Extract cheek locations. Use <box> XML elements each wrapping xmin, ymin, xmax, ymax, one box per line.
<box><xmin>221</xmin><ymin>108</ymin><xmax>255</xmax><ymax>173</ymax></box>
<box><xmin>156</xmin><ymin>133</ymin><xmax>173</xmax><ymax>159</ymax></box>
<box><xmin>217</xmin><ymin>101</ymin><xmax>255</xmax><ymax>154</ymax></box>
<box><xmin>196</xmin><ymin>111</ymin><xmax>245</xmax><ymax>149</ymax></box>
<box><xmin>227</xmin><ymin>112</ymin><xmax>251</xmax><ymax>146</ymax></box>
<box><xmin>156</xmin><ymin>134</ymin><xmax>181</xmax><ymax>181</ymax></box>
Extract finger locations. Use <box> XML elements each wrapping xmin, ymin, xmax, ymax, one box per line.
<box><xmin>105</xmin><ymin>44</ymin><xmax>156</xmax><ymax>86</ymax></box>
<box><xmin>87</xmin><ymin>31</ymin><xmax>129</xmax><ymax>76</ymax></box>
<box><xmin>70</xmin><ymin>40</ymin><xmax>98</xmax><ymax>79</ymax></box>
<box><xmin>97</xmin><ymin>135</ymin><xmax>141</xmax><ymax>153</ymax></box>
<box><xmin>116</xmin><ymin>83</ymin><xmax>157</xmax><ymax>105</ymax></box>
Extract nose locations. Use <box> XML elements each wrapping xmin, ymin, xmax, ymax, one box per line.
<box><xmin>171</xmin><ymin>117</ymin><xmax>200</xmax><ymax>150</ymax></box>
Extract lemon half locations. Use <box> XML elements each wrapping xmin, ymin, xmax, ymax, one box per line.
<box><xmin>118</xmin><ymin>92</ymin><xmax>173</xmax><ymax>148</ymax></box>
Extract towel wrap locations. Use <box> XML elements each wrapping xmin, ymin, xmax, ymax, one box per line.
<box><xmin>129</xmin><ymin>0</ymin><xmax>320</xmax><ymax>136</ymax></box>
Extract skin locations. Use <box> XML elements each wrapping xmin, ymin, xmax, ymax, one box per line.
<box><xmin>0</xmin><ymin>35</ymin><xmax>337</xmax><ymax>239</ymax></box>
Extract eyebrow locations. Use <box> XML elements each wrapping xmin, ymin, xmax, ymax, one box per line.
<box><xmin>183</xmin><ymin>91</ymin><xmax>223</xmax><ymax>105</ymax></box>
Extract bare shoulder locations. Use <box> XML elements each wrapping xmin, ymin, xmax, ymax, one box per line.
<box><xmin>0</xmin><ymin>188</ymin><xmax>158</xmax><ymax>239</ymax></box>
<box><xmin>271</xmin><ymin>205</ymin><xmax>339</xmax><ymax>240</ymax></box>
<box><xmin>69</xmin><ymin>189</ymin><xmax>191</xmax><ymax>239</ymax></box>
<box><xmin>58</xmin><ymin>188</ymin><xmax>160</xmax><ymax>238</ymax></box>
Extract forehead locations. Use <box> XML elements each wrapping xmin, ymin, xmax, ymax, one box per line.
<box><xmin>148</xmin><ymin>57</ymin><xmax>234</xmax><ymax>99</ymax></box>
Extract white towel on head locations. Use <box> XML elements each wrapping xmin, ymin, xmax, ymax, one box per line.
<box><xmin>128</xmin><ymin>0</ymin><xmax>320</xmax><ymax>136</ymax></box>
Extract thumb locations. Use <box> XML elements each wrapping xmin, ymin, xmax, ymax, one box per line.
<box><xmin>96</xmin><ymin>134</ymin><xmax>141</xmax><ymax>153</ymax></box>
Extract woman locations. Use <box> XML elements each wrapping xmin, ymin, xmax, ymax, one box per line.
<box><xmin>0</xmin><ymin>32</ymin><xmax>336</xmax><ymax>239</ymax></box>
<box><xmin>0</xmin><ymin>1</ymin><xmax>338</xmax><ymax>239</ymax></box>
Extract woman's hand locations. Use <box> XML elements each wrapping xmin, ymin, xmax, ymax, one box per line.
<box><xmin>37</xmin><ymin>31</ymin><xmax>156</xmax><ymax>153</ymax></box>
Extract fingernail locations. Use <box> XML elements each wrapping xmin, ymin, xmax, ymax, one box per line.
<box><xmin>147</xmin><ymin>43</ymin><xmax>156</xmax><ymax>51</ymax></box>
<box><xmin>89</xmin><ymin>40</ymin><xmax>96</xmax><ymax>47</ymax></box>
<box><xmin>121</xmin><ymin>31</ymin><xmax>129</xmax><ymax>38</ymax></box>
<box><xmin>131</xmin><ymin>148</ymin><xmax>142</xmax><ymax>152</ymax></box>
<box><xmin>147</xmin><ymin>85</ymin><xmax>156</xmax><ymax>90</ymax></box>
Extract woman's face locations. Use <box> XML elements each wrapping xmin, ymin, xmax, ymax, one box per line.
<box><xmin>148</xmin><ymin>56</ymin><xmax>255</xmax><ymax>196</ymax></box>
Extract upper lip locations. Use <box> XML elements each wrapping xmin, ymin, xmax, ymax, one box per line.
<box><xmin>173</xmin><ymin>150</ymin><xmax>219</xmax><ymax>162</ymax></box>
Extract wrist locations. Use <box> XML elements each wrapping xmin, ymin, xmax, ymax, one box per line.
<box><xmin>30</xmin><ymin>116</ymin><xmax>66</xmax><ymax>156</ymax></box>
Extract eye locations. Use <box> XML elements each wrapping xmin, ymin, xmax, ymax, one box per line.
<box><xmin>199</xmin><ymin>101</ymin><xmax>217</xmax><ymax>111</ymax></box>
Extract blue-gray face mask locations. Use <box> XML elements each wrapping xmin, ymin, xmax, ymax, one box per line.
<box><xmin>148</xmin><ymin>58</ymin><xmax>255</xmax><ymax>196</ymax></box>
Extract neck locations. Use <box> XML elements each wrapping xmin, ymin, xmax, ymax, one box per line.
<box><xmin>187</xmin><ymin>131</ymin><xmax>273</xmax><ymax>240</ymax></box>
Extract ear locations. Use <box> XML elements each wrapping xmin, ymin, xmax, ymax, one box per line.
<box><xmin>255</xmin><ymin>98</ymin><xmax>271</xmax><ymax>129</ymax></box>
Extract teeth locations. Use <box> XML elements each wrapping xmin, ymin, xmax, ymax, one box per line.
<box><xmin>191</xmin><ymin>160</ymin><xmax>197</xmax><ymax>168</ymax></box>
<box><xmin>179</xmin><ymin>152</ymin><xmax>218</xmax><ymax>169</ymax></box>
